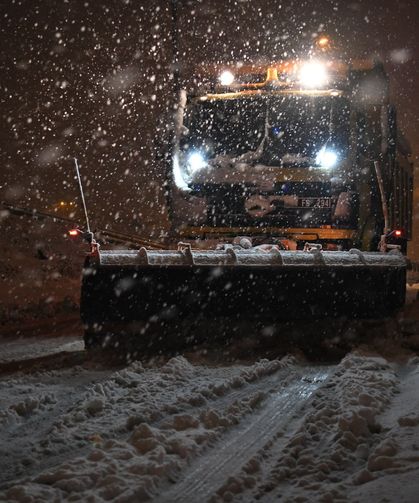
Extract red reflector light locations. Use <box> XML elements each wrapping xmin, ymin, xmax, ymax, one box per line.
<box><xmin>68</xmin><ymin>229</ymin><xmax>79</xmax><ymax>237</ymax></box>
<box><xmin>395</xmin><ymin>230</ymin><xmax>402</xmax><ymax>237</ymax></box>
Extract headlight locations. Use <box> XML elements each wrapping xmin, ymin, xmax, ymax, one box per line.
<box><xmin>299</xmin><ymin>62</ymin><xmax>328</xmax><ymax>88</ymax></box>
<box><xmin>219</xmin><ymin>70</ymin><xmax>235</xmax><ymax>86</ymax></box>
<box><xmin>316</xmin><ymin>147</ymin><xmax>338</xmax><ymax>168</ymax></box>
<box><xmin>187</xmin><ymin>152</ymin><xmax>207</xmax><ymax>173</ymax></box>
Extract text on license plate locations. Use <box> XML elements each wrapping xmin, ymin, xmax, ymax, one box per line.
<box><xmin>298</xmin><ymin>197</ymin><xmax>332</xmax><ymax>208</ymax></box>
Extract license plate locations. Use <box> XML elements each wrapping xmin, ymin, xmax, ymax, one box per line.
<box><xmin>298</xmin><ymin>197</ymin><xmax>331</xmax><ymax>208</ymax></box>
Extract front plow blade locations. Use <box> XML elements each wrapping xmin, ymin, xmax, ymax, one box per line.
<box><xmin>80</xmin><ymin>248</ymin><xmax>406</xmax><ymax>349</ymax></box>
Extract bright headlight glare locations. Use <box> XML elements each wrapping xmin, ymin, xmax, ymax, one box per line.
<box><xmin>219</xmin><ymin>70</ymin><xmax>235</xmax><ymax>86</ymax></box>
<box><xmin>187</xmin><ymin>152</ymin><xmax>206</xmax><ymax>173</ymax></box>
<box><xmin>299</xmin><ymin>62</ymin><xmax>328</xmax><ymax>88</ymax></box>
<box><xmin>316</xmin><ymin>147</ymin><xmax>338</xmax><ymax>168</ymax></box>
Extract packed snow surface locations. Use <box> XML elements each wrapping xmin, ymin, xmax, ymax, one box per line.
<box><xmin>1</xmin><ymin>342</ymin><xmax>419</xmax><ymax>502</ymax></box>
<box><xmin>0</xmin><ymin>335</ymin><xmax>83</xmax><ymax>364</ymax></box>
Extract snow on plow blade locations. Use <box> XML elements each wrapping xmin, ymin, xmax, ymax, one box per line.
<box><xmin>80</xmin><ymin>248</ymin><xmax>406</xmax><ymax>347</ymax></box>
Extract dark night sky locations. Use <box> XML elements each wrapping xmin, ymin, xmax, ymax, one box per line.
<box><xmin>1</xmin><ymin>0</ymin><xmax>418</xmax><ymax>249</ymax></box>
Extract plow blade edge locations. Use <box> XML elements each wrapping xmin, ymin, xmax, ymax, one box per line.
<box><xmin>80</xmin><ymin>248</ymin><xmax>406</xmax><ymax>348</ymax></box>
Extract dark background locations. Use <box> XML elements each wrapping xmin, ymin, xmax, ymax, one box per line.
<box><xmin>1</xmin><ymin>0</ymin><xmax>418</xmax><ymax>253</ymax></box>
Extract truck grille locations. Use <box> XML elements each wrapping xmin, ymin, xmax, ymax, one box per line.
<box><xmin>192</xmin><ymin>183</ymin><xmax>334</xmax><ymax>227</ymax></box>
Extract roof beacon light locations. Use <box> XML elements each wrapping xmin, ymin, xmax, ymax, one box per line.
<box><xmin>219</xmin><ymin>70</ymin><xmax>235</xmax><ymax>86</ymax></box>
<box><xmin>299</xmin><ymin>61</ymin><xmax>328</xmax><ymax>88</ymax></box>
<box><xmin>317</xmin><ymin>37</ymin><xmax>330</xmax><ymax>48</ymax></box>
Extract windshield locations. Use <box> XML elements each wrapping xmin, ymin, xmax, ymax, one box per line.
<box><xmin>181</xmin><ymin>95</ymin><xmax>350</xmax><ymax>165</ymax></box>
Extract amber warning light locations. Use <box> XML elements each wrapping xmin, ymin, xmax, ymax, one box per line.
<box><xmin>317</xmin><ymin>37</ymin><xmax>330</xmax><ymax>47</ymax></box>
<box><xmin>68</xmin><ymin>229</ymin><xmax>81</xmax><ymax>237</ymax></box>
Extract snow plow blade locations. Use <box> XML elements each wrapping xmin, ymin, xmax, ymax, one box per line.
<box><xmin>80</xmin><ymin>248</ymin><xmax>406</xmax><ymax>350</ymax></box>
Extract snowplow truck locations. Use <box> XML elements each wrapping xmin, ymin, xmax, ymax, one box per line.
<box><xmin>81</xmin><ymin>56</ymin><xmax>413</xmax><ymax>350</ymax></box>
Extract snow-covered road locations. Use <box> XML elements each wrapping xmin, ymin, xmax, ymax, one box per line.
<box><xmin>1</xmin><ymin>292</ymin><xmax>419</xmax><ymax>502</ymax></box>
<box><xmin>1</xmin><ymin>346</ymin><xmax>419</xmax><ymax>502</ymax></box>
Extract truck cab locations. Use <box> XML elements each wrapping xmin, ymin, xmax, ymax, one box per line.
<box><xmin>167</xmin><ymin>58</ymin><xmax>413</xmax><ymax>251</ymax></box>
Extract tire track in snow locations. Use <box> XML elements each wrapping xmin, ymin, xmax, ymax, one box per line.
<box><xmin>155</xmin><ymin>367</ymin><xmax>332</xmax><ymax>503</ymax></box>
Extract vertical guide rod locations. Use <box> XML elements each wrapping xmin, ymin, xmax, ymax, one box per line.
<box><xmin>74</xmin><ymin>158</ymin><xmax>91</xmax><ymax>234</ymax></box>
<box><xmin>374</xmin><ymin>160</ymin><xmax>389</xmax><ymax>234</ymax></box>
